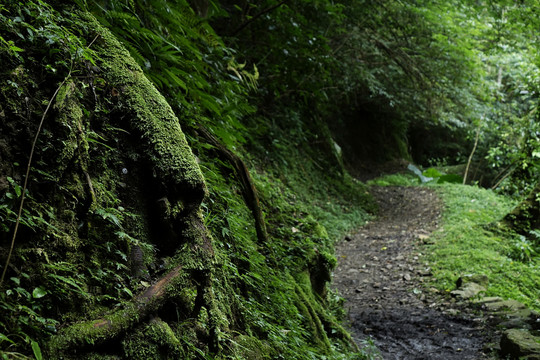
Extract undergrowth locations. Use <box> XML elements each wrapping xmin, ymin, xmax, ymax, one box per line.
<box><xmin>366</xmin><ymin>173</ymin><xmax>418</xmax><ymax>187</ymax></box>
<box><xmin>195</xmin><ymin>139</ymin><xmax>376</xmax><ymax>359</ymax></box>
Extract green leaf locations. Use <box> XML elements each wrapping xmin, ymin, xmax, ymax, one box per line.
<box><xmin>422</xmin><ymin>168</ymin><xmax>442</xmax><ymax>178</ymax></box>
<box><xmin>31</xmin><ymin>340</ymin><xmax>43</xmax><ymax>360</ymax></box>
<box><xmin>32</xmin><ymin>287</ymin><xmax>47</xmax><ymax>299</ymax></box>
<box><xmin>95</xmin><ymin>208</ymin><xmax>122</xmax><ymax>228</ymax></box>
<box><xmin>164</xmin><ymin>68</ymin><xmax>187</xmax><ymax>91</ymax></box>
<box><xmin>0</xmin><ymin>333</ymin><xmax>15</xmax><ymax>345</ymax></box>
<box><xmin>407</xmin><ymin>164</ymin><xmax>433</xmax><ymax>183</ymax></box>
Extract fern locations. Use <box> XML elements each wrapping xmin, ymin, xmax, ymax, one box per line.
<box><xmin>81</xmin><ymin>0</ymin><xmax>257</xmax><ymax>148</ymax></box>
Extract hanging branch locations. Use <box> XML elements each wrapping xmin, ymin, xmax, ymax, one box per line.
<box><xmin>491</xmin><ymin>164</ymin><xmax>517</xmax><ymax>190</ymax></box>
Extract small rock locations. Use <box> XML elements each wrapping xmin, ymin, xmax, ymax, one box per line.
<box><xmin>500</xmin><ymin>317</ymin><xmax>533</xmax><ymax>330</ymax></box>
<box><xmin>475</xmin><ymin>296</ymin><xmax>504</xmax><ymax>305</ymax></box>
<box><xmin>451</xmin><ymin>282</ymin><xmax>486</xmax><ymax>300</ymax></box>
<box><xmin>403</xmin><ymin>273</ymin><xmax>412</xmax><ymax>281</ymax></box>
<box><xmin>456</xmin><ymin>274</ymin><xmax>489</xmax><ymax>288</ymax></box>
<box><xmin>483</xmin><ymin>299</ymin><xmax>527</xmax><ymax>312</ymax></box>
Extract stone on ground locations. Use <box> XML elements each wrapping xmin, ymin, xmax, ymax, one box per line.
<box><xmin>500</xmin><ymin>329</ymin><xmax>540</xmax><ymax>359</ymax></box>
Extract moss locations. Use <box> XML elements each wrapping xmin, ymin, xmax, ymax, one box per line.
<box><xmin>230</xmin><ymin>335</ymin><xmax>271</xmax><ymax>360</ymax></box>
<box><xmin>170</xmin><ymin>209</ymin><xmax>217</xmax><ymax>271</ymax></box>
<box><xmin>314</xmin><ymin>223</ymin><xmax>329</xmax><ymax>239</ymax></box>
<box><xmin>51</xmin><ymin>80</ymin><xmax>91</xmax><ymax>178</ymax></box>
<box><xmin>76</xmin><ymin>12</ymin><xmax>206</xmax><ymax>208</ymax></box>
<box><xmin>76</xmin><ymin>355</ymin><xmax>122</xmax><ymax>360</ymax></box>
<box><xmin>47</xmin><ymin>302</ymin><xmax>140</xmax><ymax>355</ymax></box>
<box><xmin>122</xmin><ymin>318</ymin><xmax>184</xmax><ymax>359</ymax></box>
<box><xmin>294</xmin><ymin>280</ymin><xmax>332</xmax><ymax>352</ymax></box>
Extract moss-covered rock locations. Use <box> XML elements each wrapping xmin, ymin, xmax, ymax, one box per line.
<box><xmin>77</xmin><ymin>12</ymin><xmax>207</xmax><ymax>208</ymax></box>
<box><xmin>122</xmin><ymin>318</ymin><xmax>185</xmax><ymax>359</ymax></box>
<box><xmin>500</xmin><ymin>329</ymin><xmax>540</xmax><ymax>359</ymax></box>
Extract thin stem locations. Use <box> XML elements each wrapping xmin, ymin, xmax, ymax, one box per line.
<box><xmin>463</xmin><ymin>121</ymin><xmax>482</xmax><ymax>185</ymax></box>
<box><xmin>0</xmin><ymin>75</ymin><xmax>70</xmax><ymax>287</ymax></box>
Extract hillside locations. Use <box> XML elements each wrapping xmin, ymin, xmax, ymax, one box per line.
<box><xmin>1</xmin><ymin>1</ymin><xmax>539</xmax><ymax>359</ymax></box>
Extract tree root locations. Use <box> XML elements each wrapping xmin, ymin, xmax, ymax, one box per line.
<box><xmin>47</xmin><ymin>264</ymin><xmax>183</xmax><ymax>353</ymax></box>
<box><xmin>197</xmin><ymin>125</ymin><xmax>269</xmax><ymax>244</ymax></box>
<box><xmin>47</xmin><ymin>209</ymin><xmax>220</xmax><ymax>357</ymax></box>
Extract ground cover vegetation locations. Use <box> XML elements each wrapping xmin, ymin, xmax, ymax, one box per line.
<box><xmin>0</xmin><ymin>0</ymin><xmax>539</xmax><ymax>358</ymax></box>
<box><xmin>428</xmin><ymin>183</ymin><xmax>539</xmax><ymax>311</ymax></box>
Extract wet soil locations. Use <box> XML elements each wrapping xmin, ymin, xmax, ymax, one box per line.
<box><xmin>333</xmin><ymin>186</ymin><xmax>495</xmax><ymax>359</ymax></box>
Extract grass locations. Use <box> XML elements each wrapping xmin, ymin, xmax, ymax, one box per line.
<box><xmin>425</xmin><ymin>183</ymin><xmax>540</xmax><ymax>311</ymax></box>
<box><xmin>366</xmin><ymin>173</ymin><xmax>419</xmax><ymax>187</ymax></box>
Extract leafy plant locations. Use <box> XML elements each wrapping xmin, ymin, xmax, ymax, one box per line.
<box><xmin>82</xmin><ymin>0</ymin><xmax>257</xmax><ymax>148</ymax></box>
<box><xmin>508</xmin><ymin>235</ymin><xmax>537</xmax><ymax>263</ymax></box>
<box><xmin>407</xmin><ymin>164</ymin><xmax>463</xmax><ymax>185</ymax></box>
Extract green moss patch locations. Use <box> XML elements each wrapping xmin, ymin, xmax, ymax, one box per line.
<box><xmin>424</xmin><ymin>183</ymin><xmax>540</xmax><ymax>311</ymax></box>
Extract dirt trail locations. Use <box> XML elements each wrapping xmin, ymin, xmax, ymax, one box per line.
<box><xmin>333</xmin><ymin>186</ymin><xmax>492</xmax><ymax>360</ymax></box>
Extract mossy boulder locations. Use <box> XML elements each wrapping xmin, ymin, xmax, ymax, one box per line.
<box><xmin>500</xmin><ymin>329</ymin><xmax>540</xmax><ymax>359</ymax></box>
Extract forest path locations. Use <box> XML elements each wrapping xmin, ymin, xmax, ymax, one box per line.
<box><xmin>333</xmin><ymin>186</ymin><xmax>493</xmax><ymax>359</ymax></box>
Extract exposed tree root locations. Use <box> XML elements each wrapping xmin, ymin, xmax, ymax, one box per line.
<box><xmin>197</xmin><ymin>125</ymin><xmax>269</xmax><ymax>244</ymax></box>
<box><xmin>47</xmin><ymin>264</ymin><xmax>183</xmax><ymax>353</ymax></box>
<box><xmin>47</xmin><ymin>209</ymin><xmax>220</xmax><ymax>358</ymax></box>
